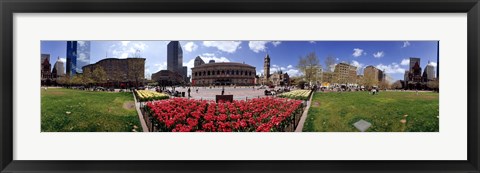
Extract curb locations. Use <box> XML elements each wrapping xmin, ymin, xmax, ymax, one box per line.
<box><xmin>294</xmin><ymin>91</ymin><xmax>315</xmax><ymax>132</ymax></box>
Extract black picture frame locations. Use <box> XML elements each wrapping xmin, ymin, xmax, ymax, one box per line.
<box><xmin>1</xmin><ymin>0</ymin><xmax>479</xmax><ymax>172</ymax></box>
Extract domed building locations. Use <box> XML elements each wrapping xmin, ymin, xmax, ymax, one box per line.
<box><xmin>191</xmin><ymin>56</ymin><xmax>256</xmax><ymax>86</ymax></box>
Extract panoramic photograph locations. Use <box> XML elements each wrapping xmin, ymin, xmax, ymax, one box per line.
<box><xmin>40</xmin><ymin>40</ymin><xmax>439</xmax><ymax>132</ymax></box>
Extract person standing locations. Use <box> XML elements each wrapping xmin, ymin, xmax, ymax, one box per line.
<box><xmin>188</xmin><ymin>88</ymin><xmax>191</xmax><ymax>98</ymax></box>
<box><xmin>221</xmin><ymin>86</ymin><xmax>225</xmax><ymax>95</ymax></box>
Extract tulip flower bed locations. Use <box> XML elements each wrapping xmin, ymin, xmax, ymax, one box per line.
<box><xmin>278</xmin><ymin>90</ymin><xmax>312</xmax><ymax>100</ymax></box>
<box><xmin>135</xmin><ymin>90</ymin><xmax>169</xmax><ymax>102</ymax></box>
<box><xmin>144</xmin><ymin>97</ymin><xmax>304</xmax><ymax>132</ymax></box>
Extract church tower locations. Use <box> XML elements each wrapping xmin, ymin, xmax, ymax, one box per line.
<box><xmin>264</xmin><ymin>54</ymin><xmax>270</xmax><ymax>80</ymax></box>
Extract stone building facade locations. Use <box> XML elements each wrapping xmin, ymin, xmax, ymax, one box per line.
<box><xmin>191</xmin><ymin>59</ymin><xmax>256</xmax><ymax>86</ymax></box>
<box><xmin>82</xmin><ymin>58</ymin><xmax>145</xmax><ymax>84</ymax></box>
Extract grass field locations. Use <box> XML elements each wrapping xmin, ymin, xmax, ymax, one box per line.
<box><xmin>41</xmin><ymin>88</ymin><xmax>142</xmax><ymax>132</ymax></box>
<box><xmin>303</xmin><ymin>91</ymin><xmax>439</xmax><ymax>132</ymax></box>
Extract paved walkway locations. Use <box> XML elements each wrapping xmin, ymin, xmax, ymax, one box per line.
<box><xmin>156</xmin><ymin>86</ymin><xmax>272</xmax><ymax>101</ymax></box>
<box><xmin>132</xmin><ymin>92</ymin><xmax>149</xmax><ymax>132</ymax></box>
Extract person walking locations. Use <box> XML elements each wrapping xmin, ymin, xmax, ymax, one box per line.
<box><xmin>221</xmin><ymin>86</ymin><xmax>225</xmax><ymax>95</ymax></box>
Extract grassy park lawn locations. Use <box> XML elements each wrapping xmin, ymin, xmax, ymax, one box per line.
<box><xmin>303</xmin><ymin>91</ymin><xmax>439</xmax><ymax>132</ymax></box>
<box><xmin>41</xmin><ymin>88</ymin><xmax>142</xmax><ymax>132</ymax></box>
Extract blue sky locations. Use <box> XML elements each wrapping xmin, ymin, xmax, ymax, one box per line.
<box><xmin>41</xmin><ymin>41</ymin><xmax>438</xmax><ymax>82</ymax></box>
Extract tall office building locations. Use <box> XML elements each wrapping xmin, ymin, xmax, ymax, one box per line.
<box><xmin>66</xmin><ymin>41</ymin><xmax>77</xmax><ymax>76</ymax></box>
<box><xmin>166</xmin><ymin>41</ymin><xmax>188</xmax><ymax>83</ymax></box>
<box><xmin>424</xmin><ymin>62</ymin><xmax>435</xmax><ymax>80</ymax></box>
<box><xmin>409</xmin><ymin>57</ymin><xmax>421</xmax><ymax>76</ymax></box>
<box><xmin>334</xmin><ymin>62</ymin><xmax>357</xmax><ymax>84</ymax></box>
<box><xmin>76</xmin><ymin>41</ymin><xmax>90</xmax><ymax>73</ymax></box>
<box><xmin>53</xmin><ymin>57</ymin><xmax>65</xmax><ymax>77</ymax></box>
<box><xmin>364</xmin><ymin>65</ymin><xmax>384</xmax><ymax>85</ymax></box>
<box><xmin>41</xmin><ymin>54</ymin><xmax>51</xmax><ymax>79</ymax></box>
<box><xmin>167</xmin><ymin>41</ymin><xmax>183</xmax><ymax>72</ymax></box>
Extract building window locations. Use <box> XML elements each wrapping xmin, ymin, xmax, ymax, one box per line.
<box><xmin>208</xmin><ymin>71</ymin><xmax>210</xmax><ymax>76</ymax></box>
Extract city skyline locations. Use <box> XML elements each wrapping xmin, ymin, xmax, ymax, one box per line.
<box><xmin>41</xmin><ymin>40</ymin><xmax>439</xmax><ymax>82</ymax></box>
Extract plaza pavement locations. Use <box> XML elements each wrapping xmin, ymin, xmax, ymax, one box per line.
<box><xmin>168</xmin><ymin>86</ymin><xmax>270</xmax><ymax>101</ymax></box>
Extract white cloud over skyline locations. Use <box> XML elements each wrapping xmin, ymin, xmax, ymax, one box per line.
<box><xmin>203</xmin><ymin>41</ymin><xmax>241</xmax><ymax>53</ymax></box>
<box><xmin>352</xmin><ymin>48</ymin><xmax>364</xmax><ymax>57</ymax></box>
<box><xmin>373</xmin><ymin>51</ymin><xmax>385</xmax><ymax>58</ymax></box>
<box><xmin>248</xmin><ymin>41</ymin><xmax>282</xmax><ymax>53</ymax></box>
<box><xmin>183</xmin><ymin>42</ymin><xmax>198</xmax><ymax>52</ymax></box>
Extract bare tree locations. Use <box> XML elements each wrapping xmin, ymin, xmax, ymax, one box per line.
<box><xmin>297</xmin><ymin>52</ymin><xmax>321</xmax><ymax>85</ymax></box>
<box><xmin>325</xmin><ymin>55</ymin><xmax>336</xmax><ymax>72</ymax></box>
<box><xmin>427</xmin><ymin>80</ymin><xmax>439</xmax><ymax>91</ymax></box>
<box><xmin>378</xmin><ymin>80</ymin><xmax>390</xmax><ymax>90</ymax></box>
<box><xmin>363</xmin><ymin>72</ymin><xmax>379</xmax><ymax>89</ymax></box>
<box><xmin>128</xmin><ymin>59</ymin><xmax>145</xmax><ymax>89</ymax></box>
<box><xmin>391</xmin><ymin>80</ymin><xmax>403</xmax><ymax>89</ymax></box>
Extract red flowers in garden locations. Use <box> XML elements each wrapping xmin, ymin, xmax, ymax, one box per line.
<box><xmin>145</xmin><ymin>97</ymin><xmax>303</xmax><ymax>132</ymax></box>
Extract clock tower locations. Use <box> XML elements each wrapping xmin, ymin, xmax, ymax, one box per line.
<box><xmin>264</xmin><ymin>54</ymin><xmax>270</xmax><ymax>80</ymax></box>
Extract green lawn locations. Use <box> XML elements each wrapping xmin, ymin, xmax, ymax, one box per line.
<box><xmin>41</xmin><ymin>88</ymin><xmax>142</xmax><ymax>132</ymax></box>
<box><xmin>303</xmin><ymin>91</ymin><xmax>439</xmax><ymax>132</ymax></box>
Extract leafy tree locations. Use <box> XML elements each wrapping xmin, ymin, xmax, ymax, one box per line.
<box><xmin>92</xmin><ymin>66</ymin><xmax>107</xmax><ymax>85</ymax></box>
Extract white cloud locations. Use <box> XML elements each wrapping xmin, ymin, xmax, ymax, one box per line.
<box><xmin>428</xmin><ymin>61</ymin><xmax>437</xmax><ymax>67</ymax></box>
<box><xmin>375</xmin><ymin>63</ymin><xmax>405</xmax><ymax>74</ymax></box>
<box><xmin>384</xmin><ymin>75</ymin><xmax>395</xmax><ymax>84</ymax></box>
<box><xmin>248</xmin><ymin>41</ymin><xmax>282</xmax><ymax>53</ymax></box>
<box><xmin>402</xmin><ymin>41</ymin><xmax>411</xmax><ymax>48</ymax></box>
<box><xmin>329</xmin><ymin>63</ymin><xmax>337</xmax><ymax>72</ymax></box>
<box><xmin>77</xmin><ymin>41</ymin><xmax>86</xmax><ymax>47</ymax></box>
<box><xmin>154</xmin><ymin>62</ymin><xmax>167</xmax><ymax>72</ymax></box>
<box><xmin>110</xmin><ymin>41</ymin><xmax>148</xmax><ymax>59</ymax></box>
<box><xmin>248</xmin><ymin>41</ymin><xmax>269</xmax><ymax>53</ymax></box>
<box><xmin>59</xmin><ymin>57</ymin><xmax>66</xmax><ymax>63</ymax></box>
<box><xmin>400</xmin><ymin>58</ymin><xmax>410</xmax><ymax>66</ymax></box>
<box><xmin>262</xmin><ymin>64</ymin><xmax>301</xmax><ymax>77</ymax></box>
<box><xmin>184</xmin><ymin>42</ymin><xmax>198</xmax><ymax>52</ymax></box>
<box><xmin>203</xmin><ymin>41</ymin><xmax>241</xmax><ymax>53</ymax></box>
<box><xmin>285</xmin><ymin>69</ymin><xmax>301</xmax><ymax>77</ymax></box>
<box><xmin>350</xmin><ymin>60</ymin><xmax>364</xmax><ymax>73</ymax></box>
<box><xmin>272</xmin><ymin>41</ymin><xmax>281</xmax><ymax>47</ymax></box>
<box><xmin>121</xmin><ymin>41</ymin><xmax>130</xmax><ymax>46</ymax></box>
<box><xmin>77</xmin><ymin>53</ymin><xmax>89</xmax><ymax>63</ymax></box>
<box><xmin>202</xmin><ymin>53</ymin><xmax>215</xmax><ymax>57</ymax></box>
<box><xmin>133</xmin><ymin>42</ymin><xmax>147</xmax><ymax>51</ymax></box>
<box><xmin>309</xmin><ymin>41</ymin><xmax>316</xmax><ymax>44</ymax></box>
<box><xmin>373</xmin><ymin>51</ymin><xmax>385</xmax><ymax>58</ymax></box>
<box><xmin>352</xmin><ymin>48</ymin><xmax>364</xmax><ymax>57</ymax></box>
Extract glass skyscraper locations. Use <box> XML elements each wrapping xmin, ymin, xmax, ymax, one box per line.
<box><xmin>76</xmin><ymin>41</ymin><xmax>90</xmax><ymax>73</ymax></box>
<box><xmin>66</xmin><ymin>41</ymin><xmax>77</xmax><ymax>77</ymax></box>
<box><xmin>167</xmin><ymin>41</ymin><xmax>188</xmax><ymax>82</ymax></box>
<box><xmin>167</xmin><ymin>41</ymin><xmax>183</xmax><ymax>72</ymax></box>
